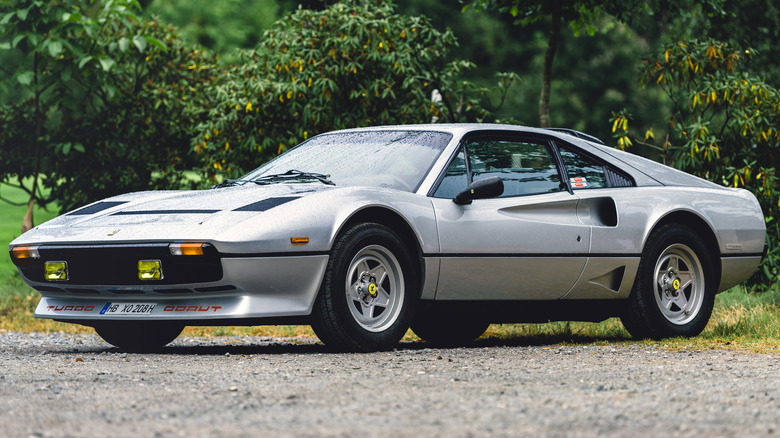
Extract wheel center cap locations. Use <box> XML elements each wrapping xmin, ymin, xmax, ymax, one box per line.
<box><xmin>368</xmin><ymin>283</ymin><xmax>378</xmax><ymax>297</ymax></box>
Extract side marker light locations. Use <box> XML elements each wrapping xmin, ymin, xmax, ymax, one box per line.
<box><xmin>290</xmin><ymin>237</ymin><xmax>309</xmax><ymax>244</ymax></box>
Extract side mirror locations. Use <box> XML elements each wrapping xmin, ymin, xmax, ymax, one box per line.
<box><xmin>453</xmin><ymin>176</ymin><xmax>504</xmax><ymax>205</ymax></box>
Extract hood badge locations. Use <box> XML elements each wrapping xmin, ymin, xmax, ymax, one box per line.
<box><xmin>107</xmin><ymin>229</ymin><xmax>120</xmax><ymax>236</ymax></box>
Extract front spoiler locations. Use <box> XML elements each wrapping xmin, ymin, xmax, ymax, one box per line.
<box><xmin>32</xmin><ymin>254</ymin><xmax>329</xmax><ymax>321</ymax></box>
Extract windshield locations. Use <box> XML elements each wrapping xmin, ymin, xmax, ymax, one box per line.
<box><xmin>241</xmin><ymin>130</ymin><xmax>453</xmax><ymax>192</ymax></box>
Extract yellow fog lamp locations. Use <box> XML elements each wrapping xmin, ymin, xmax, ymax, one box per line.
<box><xmin>138</xmin><ymin>260</ymin><xmax>163</xmax><ymax>280</ymax></box>
<box><xmin>44</xmin><ymin>261</ymin><xmax>69</xmax><ymax>281</ymax></box>
<box><xmin>169</xmin><ymin>242</ymin><xmax>205</xmax><ymax>256</ymax></box>
<box><xmin>11</xmin><ymin>245</ymin><xmax>40</xmax><ymax>259</ymax></box>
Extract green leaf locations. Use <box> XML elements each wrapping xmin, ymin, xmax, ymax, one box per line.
<box><xmin>62</xmin><ymin>142</ymin><xmax>71</xmax><ymax>155</ymax></box>
<box><xmin>16</xmin><ymin>71</ymin><xmax>33</xmax><ymax>85</ymax></box>
<box><xmin>73</xmin><ymin>143</ymin><xmax>85</xmax><ymax>153</ymax></box>
<box><xmin>47</xmin><ymin>40</ymin><xmax>63</xmax><ymax>57</ymax></box>
<box><xmin>118</xmin><ymin>37</ymin><xmax>129</xmax><ymax>52</ymax></box>
<box><xmin>132</xmin><ymin>35</ymin><xmax>147</xmax><ymax>53</ymax></box>
<box><xmin>12</xmin><ymin>34</ymin><xmax>25</xmax><ymax>48</ymax></box>
<box><xmin>17</xmin><ymin>7</ymin><xmax>30</xmax><ymax>20</ymax></box>
<box><xmin>98</xmin><ymin>58</ymin><xmax>116</xmax><ymax>72</ymax></box>
<box><xmin>1</xmin><ymin>12</ymin><xmax>16</xmax><ymax>25</ymax></box>
<box><xmin>78</xmin><ymin>55</ymin><xmax>92</xmax><ymax>69</ymax></box>
<box><xmin>63</xmin><ymin>11</ymin><xmax>82</xmax><ymax>22</ymax></box>
<box><xmin>144</xmin><ymin>35</ymin><xmax>167</xmax><ymax>52</ymax></box>
<box><xmin>0</xmin><ymin>42</ymin><xmax>10</xmax><ymax>50</ymax></box>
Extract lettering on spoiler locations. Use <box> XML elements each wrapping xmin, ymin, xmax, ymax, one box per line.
<box><xmin>163</xmin><ymin>305</ymin><xmax>223</xmax><ymax>312</ymax></box>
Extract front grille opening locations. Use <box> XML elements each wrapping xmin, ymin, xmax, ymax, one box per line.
<box><xmin>194</xmin><ymin>285</ymin><xmax>238</xmax><ymax>293</ymax></box>
<box><xmin>35</xmin><ymin>286</ymin><xmax>65</xmax><ymax>293</ymax></box>
<box><xmin>154</xmin><ymin>288</ymin><xmax>194</xmax><ymax>294</ymax></box>
<box><xmin>110</xmin><ymin>289</ymin><xmax>145</xmax><ymax>295</ymax></box>
<box><xmin>65</xmin><ymin>288</ymin><xmax>101</xmax><ymax>294</ymax></box>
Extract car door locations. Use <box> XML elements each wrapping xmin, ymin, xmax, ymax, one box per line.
<box><xmin>430</xmin><ymin>133</ymin><xmax>590</xmax><ymax>300</ymax></box>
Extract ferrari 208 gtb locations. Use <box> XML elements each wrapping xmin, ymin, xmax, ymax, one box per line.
<box><xmin>9</xmin><ymin>124</ymin><xmax>766</xmax><ymax>351</ymax></box>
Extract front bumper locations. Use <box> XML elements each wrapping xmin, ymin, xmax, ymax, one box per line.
<box><xmin>26</xmin><ymin>254</ymin><xmax>329</xmax><ymax>321</ymax></box>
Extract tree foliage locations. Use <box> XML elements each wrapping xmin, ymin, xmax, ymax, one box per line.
<box><xmin>47</xmin><ymin>18</ymin><xmax>220</xmax><ymax>212</ymax></box>
<box><xmin>0</xmin><ymin>0</ymin><xmax>153</xmax><ymax>229</ymax></box>
<box><xmin>611</xmin><ymin>39</ymin><xmax>780</xmax><ymax>285</ymax></box>
<box><xmin>143</xmin><ymin>0</ymin><xmax>282</xmax><ymax>65</ymax></box>
<box><xmin>194</xmin><ymin>0</ymin><xmax>515</xmax><ymax>182</ymax></box>
<box><xmin>0</xmin><ymin>1</ymin><xmax>218</xmax><ymax>222</ymax></box>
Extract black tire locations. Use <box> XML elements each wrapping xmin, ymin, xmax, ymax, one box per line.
<box><xmin>411</xmin><ymin>315</ymin><xmax>489</xmax><ymax>347</ymax></box>
<box><xmin>620</xmin><ymin>224</ymin><xmax>715</xmax><ymax>339</ymax></box>
<box><xmin>311</xmin><ymin>223</ymin><xmax>417</xmax><ymax>352</ymax></box>
<box><xmin>93</xmin><ymin>321</ymin><xmax>184</xmax><ymax>352</ymax></box>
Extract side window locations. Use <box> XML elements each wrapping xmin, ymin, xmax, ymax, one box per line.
<box><xmin>469</xmin><ymin>139</ymin><xmax>562</xmax><ymax>197</ymax></box>
<box><xmin>559</xmin><ymin>148</ymin><xmax>606</xmax><ymax>189</ymax></box>
<box><xmin>433</xmin><ymin>148</ymin><xmax>467</xmax><ymax>199</ymax></box>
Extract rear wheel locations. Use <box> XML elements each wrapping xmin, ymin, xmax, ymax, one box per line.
<box><xmin>311</xmin><ymin>223</ymin><xmax>417</xmax><ymax>352</ymax></box>
<box><xmin>94</xmin><ymin>322</ymin><xmax>184</xmax><ymax>352</ymax></box>
<box><xmin>621</xmin><ymin>224</ymin><xmax>715</xmax><ymax>339</ymax></box>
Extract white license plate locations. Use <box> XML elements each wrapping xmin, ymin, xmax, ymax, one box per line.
<box><xmin>100</xmin><ymin>303</ymin><xmax>156</xmax><ymax>315</ymax></box>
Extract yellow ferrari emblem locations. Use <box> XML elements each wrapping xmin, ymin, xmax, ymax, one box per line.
<box><xmin>368</xmin><ymin>283</ymin><xmax>377</xmax><ymax>296</ymax></box>
<box><xmin>672</xmin><ymin>279</ymin><xmax>681</xmax><ymax>290</ymax></box>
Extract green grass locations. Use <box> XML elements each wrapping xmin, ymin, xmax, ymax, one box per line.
<box><xmin>0</xmin><ymin>180</ymin><xmax>59</xmax><ymax>277</ymax></box>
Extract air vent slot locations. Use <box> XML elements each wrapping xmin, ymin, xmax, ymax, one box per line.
<box><xmin>68</xmin><ymin>201</ymin><xmax>127</xmax><ymax>215</ymax></box>
<box><xmin>234</xmin><ymin>197</ymin><xmax>300</xmax><ymax>212</ymax></box>
<box><xmin>605</xmin><ymin>168</ymin><xmax>634</xmax><ymax>187</ymax></box>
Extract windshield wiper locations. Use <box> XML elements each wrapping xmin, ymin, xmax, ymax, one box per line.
<box><xmin>211</xmin><ymin>179</ymin><xmax>245</xmax><ymax>189</ymax></box>
<box><xmin>250</xmin><ymin>169</ymin><xmax>335</xmax><ymax>186</ymax></box>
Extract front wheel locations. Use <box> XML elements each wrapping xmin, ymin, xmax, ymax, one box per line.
<box><xmin>94</xmin><ymin>321</ymin><xmax>184</xmax><ymax>352</ymax></box>
<box><xmin>621</xmin><ymin>224</ymin><xmax>715</xmax><ymax>339</ymax></box>
<box><xmin>311</xmin><ymin>223</ymin><xmax>417</xmax><ymax>352</ymax></box>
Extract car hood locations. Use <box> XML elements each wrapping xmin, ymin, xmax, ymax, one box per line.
<box><xmin>15</xmin><ymin>184</ymin><xmax>331</xmax><ymax>245</ymax></box>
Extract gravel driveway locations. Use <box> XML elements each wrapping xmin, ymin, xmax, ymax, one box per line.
<box><xmin>1</xmin><ymin>330</ymin><xmax>779</xmax><ymax>437</ymax></box>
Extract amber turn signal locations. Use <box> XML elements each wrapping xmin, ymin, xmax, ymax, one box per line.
<box><xmin>11</xmin><ymin>246</ymin><xmax>40</xmax><ymax>259</ymax></box>
<box><xmin>169</xmin><ymin>242</ymin><xmax>205</xmax><ymax>256</ymax></box>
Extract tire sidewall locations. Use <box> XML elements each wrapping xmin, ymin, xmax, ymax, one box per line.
<box><xmin>637</xmin><ymin>224</ymin><xmax>716</xmax><ymax>337</ymax></box>
<box><xmin>316</xmin><ymin>223</ymin><xmax>417</xmax><ymax>351</ymax></box>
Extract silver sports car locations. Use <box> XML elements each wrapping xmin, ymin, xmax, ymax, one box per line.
<box><xmin>9</xmin><ymin>124</ymin><xmax>766</xmax><ymax>351</ymax></box>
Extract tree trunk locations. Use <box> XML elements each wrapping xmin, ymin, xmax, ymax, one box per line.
<box><xmin>539</xmin><ymin>12</ymin><xmax>562</xmax><ymax>128</ymax></box>
<box><xmin>22</xmin><ymin>199</ymin><xmax>34</xmax><ymax>233</ymax></box>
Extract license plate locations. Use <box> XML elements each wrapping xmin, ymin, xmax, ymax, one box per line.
<box><xmin>100</xmin><ymin>303</ymin><xmax>156</xmax><ymax>315</ymax></box>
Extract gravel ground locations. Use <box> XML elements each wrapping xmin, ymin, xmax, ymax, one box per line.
<box><xmin>1</xmin><ymin>330</ymin><xmax>779</xmax><ymax>438</ymax></box>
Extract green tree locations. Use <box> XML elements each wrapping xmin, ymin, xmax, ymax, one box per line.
<box><xmin>47</xmin><ymin>18</ymin><xmax>220</xmax><ymax>212</ymax></box>
<box><xmin>143</xmin><ymin>0</ymin><xmax>282</xmax><ymax>64</ymax></box>
<box><xmin>611</xmin><ymin>39</ymin><xmax>779</xmax><ymax>285</ymax></box>
<box><xmin>0</xmin><ymin>1</ymin><xmax>220</xmax><ymax>221</ymax></box>
<box><xmin>0</xmin><ymin>0</ymin><xmax>160</xmax><ymax>230</ymax></box>
<box><xmin>194</xmin><ymin>0</ymin><xmax>515</xmax><ymax>182</ymax></box>
<box><xmin>465</xmin><ymin>0</ymin><xmax>728</xmax><ymax>129</ymax></box>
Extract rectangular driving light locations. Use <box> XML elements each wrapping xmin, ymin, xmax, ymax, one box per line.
<box><xmin>138</xmin><ymin>260</ymin><xmax>163</xmax><ymax>280</ymax></box>
<box><xmin>44</xmin><ymin>261</ymin><xmax>69</xmax><ymax>281</ymax></box>
<box><xmin>169</xmin><ymin>242</ymin><xmax>205</xmax><ymax>256</ymax></box>
<box><xmin>11</xmin><ymin>246</ymin><xmax>40</xmax><ymax>259</ymax></box>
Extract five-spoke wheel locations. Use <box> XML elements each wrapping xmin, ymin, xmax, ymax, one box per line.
<box><xmin>621</xmin><ymin>224</ymin><xmax>715</xmax><ymax>339</ymax></box>
<box><xmin>346</xmin><ymin>245</ymin><xmax>405</xmax><ymax>332</ymax></box>
<box><xmin>311</xmin><ymin>223</ymin><xmax>416</xmax><ymax>352</ymax></box>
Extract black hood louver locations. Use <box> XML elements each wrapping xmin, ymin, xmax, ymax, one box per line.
<box><xmin>67</xmin><ymin>201</ymin><xmax>128</xmax><ymax>215</ymax></box>
<box><xmin>233</xmin><ymin>196</ymin><xmax>301</xmax><ymax>212</ymax></box>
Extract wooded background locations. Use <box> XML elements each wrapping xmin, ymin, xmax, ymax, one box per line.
<box><xmin>1</xmin><ymin>0</ymin><xmax>777</xmax><ymax>285</ymax></box>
